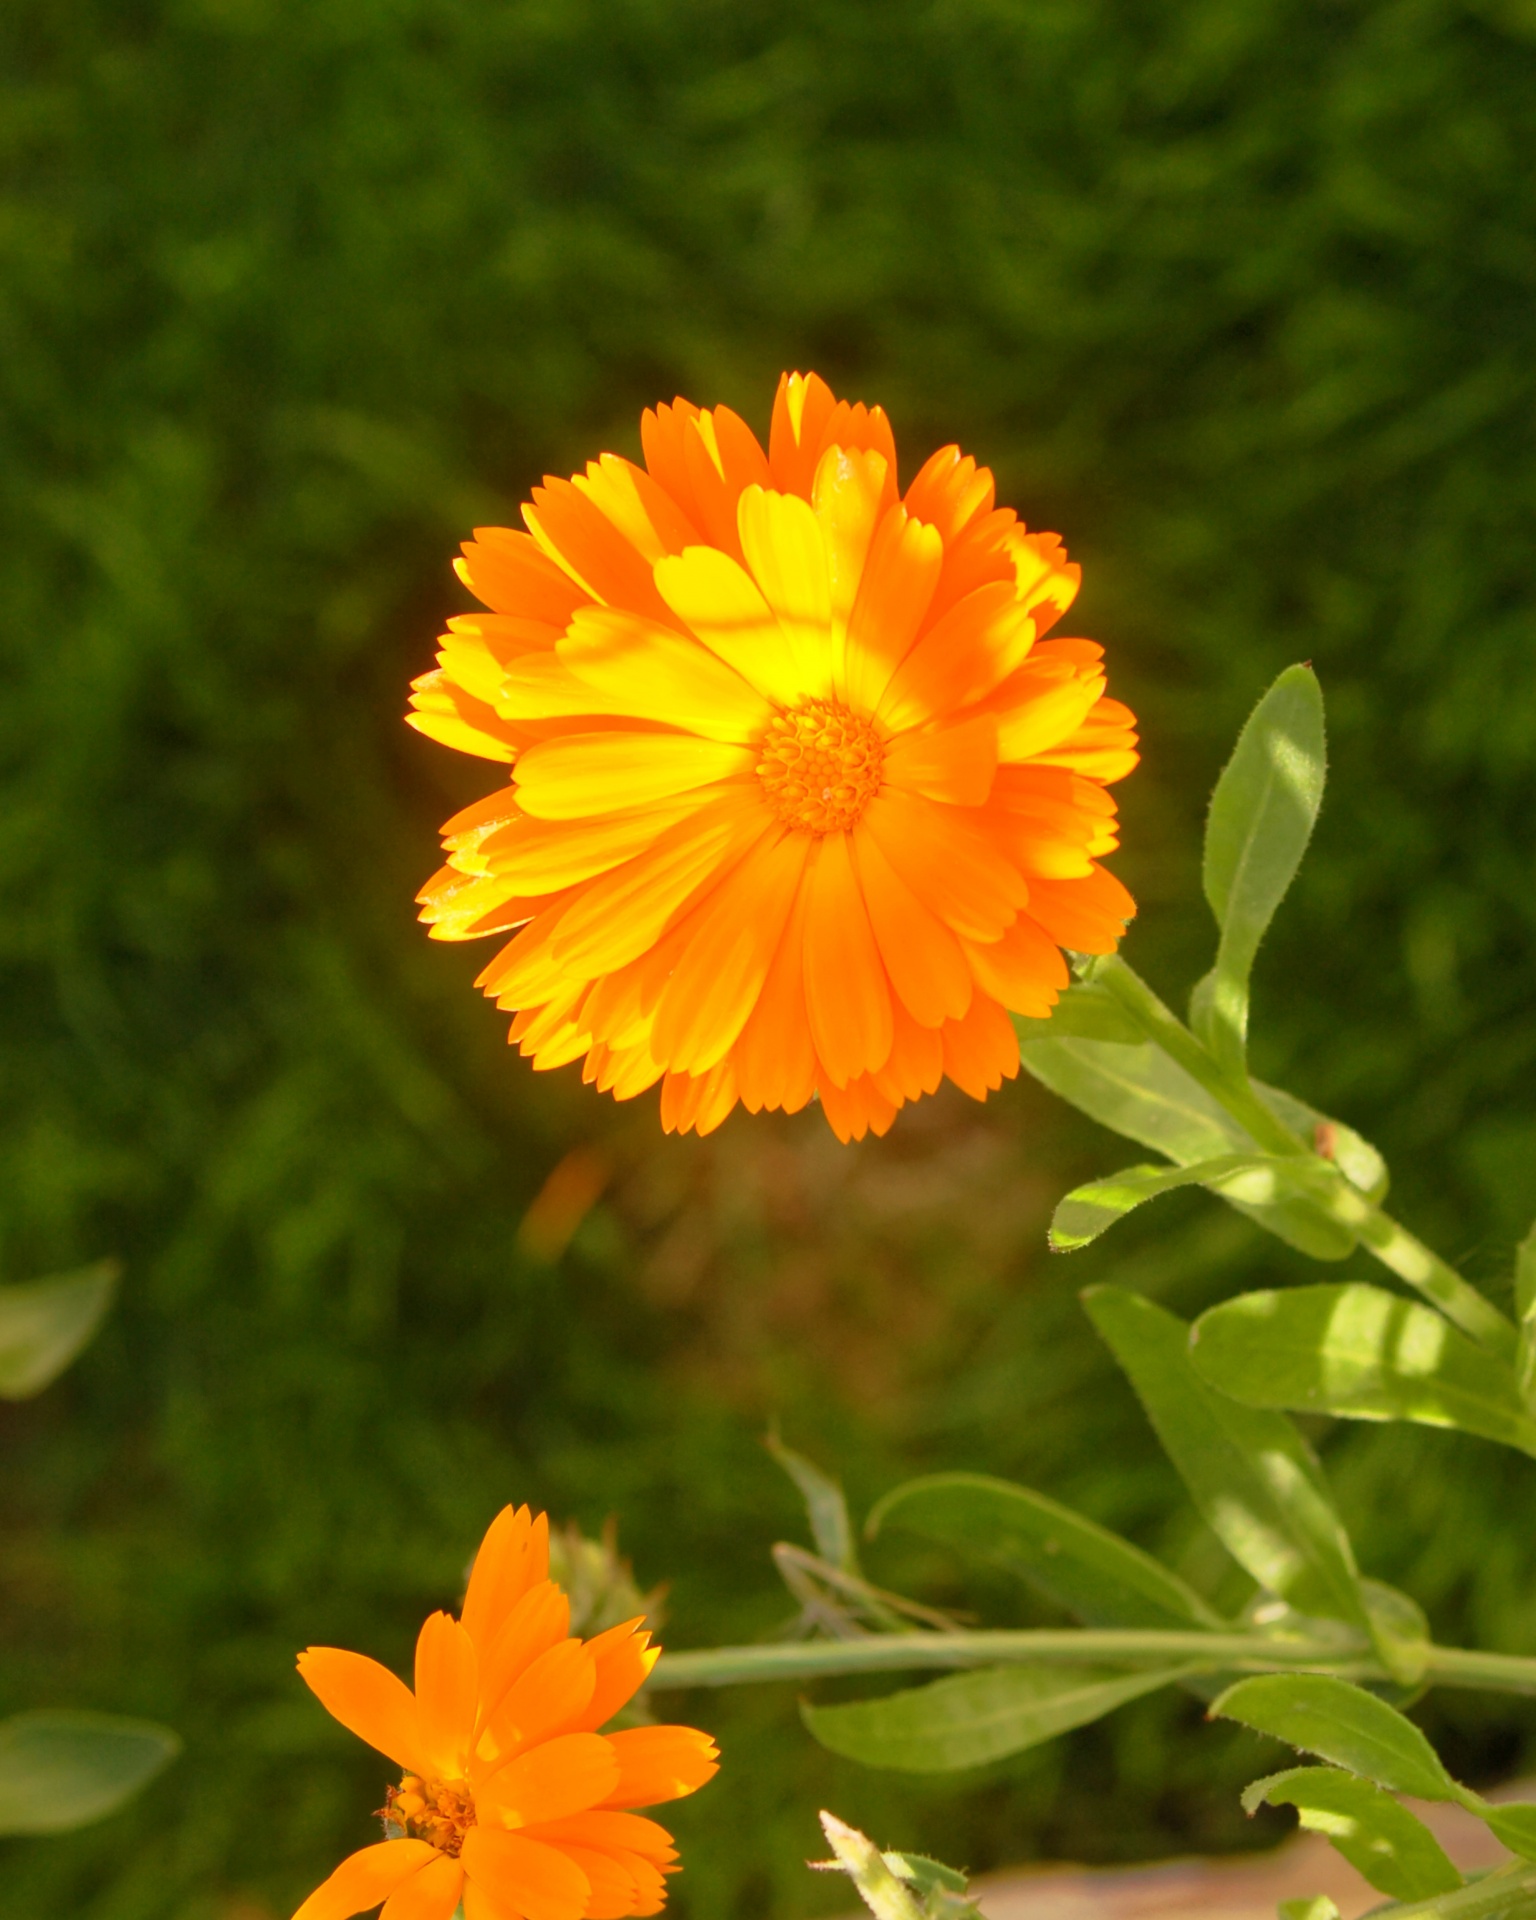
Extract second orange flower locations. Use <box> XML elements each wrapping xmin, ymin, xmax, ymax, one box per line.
<box><xmin>412</xmin><ymin>374</ymin><xmax>1138</xmax><ymax>1140</ymax></box>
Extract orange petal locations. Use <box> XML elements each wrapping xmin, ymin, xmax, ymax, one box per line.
<box><xmin>474</xmin><ymin>1580</ymin><xmax>573</xmax><ymax>1747</ymax></box>
<box><xmin>960</xmin><ymin>916</ymin><xmax>1069</xmax><ymax>1017</ymax></box>
<box><xmin>457</xmin><ymin>527</ymin><xmax>589</xmax><ymax>626</ymax></box>
<box><xmin>850</xmin><ymin>824</ymin><xmax>973</xmax><ymax>1029</ymax></box>
<box><xmin>292</xmin><ymin>1842</ymin><xmax>439</xmax><ymax>1920</ymax></box>
<box><xmin>1025</xmin><ymin>865</ymin><xmax>1135</xmax><ymax>954</ymax></box>
<box><xmin>801</xmin><ymin>831</ymin><xmax>894</xmax><ymax>1087</ymax></box>
<box><xmin>841</xmin><ymin>506</ymin><xmax>944</xmax><ymax>713</ymax></box>
<box><xmin>525</xmin><ymin>1812</ymin><xmax>677</xmax><ymax>1864</ymax></box>
<box><xmin>902</xmin><ymin>445</ymin><xmax>995</xmax><ymax>546</ymax></box>
<box><xmin>489</xmin><ymin>1640</ymin><xmax>596</xmax><ymax>1755</ymax></box>
<box><xmin>478</xmin><ymin>798</ymin><xmax>716</xmax><ymax>897</ymax></box>
<box><xmin>990</xmin><ymin>662</ymin><xmax>1105</xmax><ymax>763</ymax></box>
<box><xmin>546</xmin><ymin>790</ymin><xmax>768</xmax><ymax>981</ymax></box>
<box><xmin>600</xmin><ymin>1726</ymin><xmax>720</xmax><ymax>1809</ymax></box>
<box><xmin>869</xmin><ymin>999</ymin><xmax>945</xmax><ymax>1105</ymax></box>
<box><xmin>572</xmin><ymin>455</ymin><xmax>699</xmax><ymax>563</ymax></box>
<box><xmin>730</xmin><ymin>873</ymin><xmax>818</xmax><ymax>1115</ymax></box>
<box><xmin>768</xmin><ymin>371</ymin><xmax>839</xmax><ymax>497</ymax></box>
<box><xmin>648</xmin><ymin>826</ymin><xmax>809</xmax><ymax>1075</ymax></box>
<box><xmin>480</xmin><ymin>1731</ymin><xmax>621</xmax><ymax>1827</ymax></box>
<box><xmin>513</xmin><ymin>732</ymin><xmax>754</xmax><ymax>822</ymax></box>
<box><xmin>296</xmin><ymin>1650</ymin><xmax>428</xmax><ymax>1775</ymax></box>
<box><xmin>574</xmin><ymin>1623</ymin><xmax>660</xmax><ymax>1732</ymax></box>
<box><xmin>463</xmin><ymin>1512</ymin><xmax>548</xmax><ymax>1654</ymax></box>
<box><xmin>878</xmin><ymin>581</ymin><xmax>1034</xmax><ymax>732</ymax></box>
<box><xmin>861</xmin><ymin>788</ymin><xmax>1028</xmax><ymax>942</ymax></box>
<box><xmin>939</xmin><ymin>991</ymin><xmax>1020</xmax><ymax>1100</ymax></box>
<box><xmin>523</xmin><ymin>479</ymin><xmax>674</xmax><ymax>624</ymax></box>
<box><xmin>883</xmin><ymin>713</ymin><xmax>999</xmax><ymax>808</ymax></box>
<box><xmin>461</xmin><ymin>1830</ymin><xmax>591</xmax><ymax>1920</ymax></box>
<box><xmin>657</xmin><ymin>1057</ymin><xmax>740</xmax><ymax>1137</ymax></box>
<box><xmin>379</xmin><ymin>1853</ymin><xmax>465</xmax><ymax>1920</ymax></box>
<box><xmin>414</xmin><ymin>1612</ymin><xmax>477</xmax><ymax>1777</ymax></box>
<box><xmin>816</xmin><ymin>1072</ymin><xmax>900</xmax><ymax>1144</ymax></box>
<box><xmin>551</xmin><ymin>1844</ymin><xmax>646</xmax><ymax>1919</ymax></box>
<box><xmin>811</xmin><ymin>445</ymin><xmax>888</xmax><ymax>639</ymax></box>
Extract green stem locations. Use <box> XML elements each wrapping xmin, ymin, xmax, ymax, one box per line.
<box><xmin>1366</xmin><ymin>1861</ymin><xmax>1536</xmax><ymax>1920</ymax></box>
<box><xmin>651</xmin><ymin>1629</ymin><xmax>1536</xmax><ymax>1699</ymax></box>
<box><xmin>649</xmin><ymin>1626</ymin><xmax>1375</xmax><ymax>1690</ymax></box>
<box><xmin>1092</xmin><ymin>955</ymin><xmax>1517</xmax><ymax>1359</ymax></box>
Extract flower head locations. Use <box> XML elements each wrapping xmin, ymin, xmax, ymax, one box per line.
<box><xmin>411</xmin><ymin>373</ymin><xmax>1138</xmax><ymax>1141</ymax></box>
<box><xmin>292</xmin><ymin>1505</ymin><xmax>717</xmax><ymax>1920</ymax></box>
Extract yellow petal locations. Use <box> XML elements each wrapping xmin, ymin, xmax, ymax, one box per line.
<box><xmin>513</xmin><ymin>732</ymin><xmax>753</xmax><ymax>821</ymax></box>
<box><xmin>736</xmin><ymin>485</ymin><xmax>834</xmax><ymax>696</ymax></box>
<box><xmin>558</xmin><ymin>607</ymin><xmax>771</xmax><ymax>742</ymax></box>
<box><xmin>653</xmin><ymin>545</ymin><xmax>805</xmax><ymax>705</ymax></box>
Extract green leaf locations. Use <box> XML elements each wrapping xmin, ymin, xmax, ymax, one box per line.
<box><xmin>1244</xmin><ymin>1766</ymin><xmax>1462</xmax><ymax>1901</ymax></box>
<box><xmin>1211</xmin><ymin>1675</ymin><xmax>1456</xmax><ymax>1800</ymax></box>
<box><xmin>766</xmin><ymin>1431</ymin><xmax>858</xmax><ymax>1573</ymax></box>
<box><xmin>882</xmin><ymin>1854</ymin><xmax>971</xmax><ymax>1900</ymax></box>
<box><xmin>803</xmin><ymin>1662</ymin><xmax>1189</xmax><ymax>1772</ymax></box>
<box><xmin>1279</xmin><ymin>1899</ymin><xmax>1341</xmax><ymax>1920</ymax></box>
<box><xmin>1025</xmin><ymin>979</ymin><xmax>1143</xmax><ymax>1044</ymax></box>
<box><xmin>1475</xmin><ymin>1803</ymin><xmax>1536</xmax><ymax>1862</ymax></box>
<box><xmin>1083</xmin><ymin>1288</ymin><xmax>1368</xmax><ymax>1626</ymax></box>
<box><xmin>1198</xmin><ymin>664</ymin><xmax>1326</xmax><ymax>1076</ymax></box>
<box><xmin>0</xmin><ymin>1711</ymin><xmax>180</xmax><ymax>1834</ymax></box>
<box><xmin>1360</xmin><ymin>1580</ymin><xmax>1432</xmax><ymax>1690</ymax></box>
<box><xmin>1050</xmin><ymin>1154</ymin><xmax>1305</xmax><ymax>1252</ymax></box>
<box><xmin>1188</xmin><ymin>1286</ymin><xmax>1536</xmax><ymax>1455</ymax></box>
<box><xmin>817</xmin><ymin>1814</ymin><xmax>927</xmax><ymax>1920</ymax></box>
<box><xmin>1017</xmin><ymin>1036</ymin><xmax>1357</xmax><ymax>1258</ymax></box>
<box><xmin>1257</xmin><ymin>1083</ymin><xmax>1389</xmax><ymax>1205</ymax></box>
<box><xmin>868</xmin><ymin>1471</ymin><xmax>1225</xmax><ymax>1631</ymax></box>
<box><xmin>1517</xmin><ymin>1221</ymin><xmax>1536</xmax><ymax>1322</ymax></box>
<box><xmin>0</xmin><ymin>1261</ymin><xmax>119</xmax><ymax>1400</ymax></box>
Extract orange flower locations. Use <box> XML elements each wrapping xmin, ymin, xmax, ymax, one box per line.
<box><xmin>292</xmin><ymin>1506</ymin><xmax>717</xmax><ymax>1920</ymax></box>
<box><xmin>411</xmin><ymin>373</ymin><xmax>1138</xmax><ymax>1141</ymax></box>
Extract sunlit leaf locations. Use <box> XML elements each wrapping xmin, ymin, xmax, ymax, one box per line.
<box><xmin>1025</xmin><ymin>979</ymin><xmax>1143</xmax><ymax>1044</ymax></box>
<box><xmin>1212</xmin><ymin>1675</ymin><xmax>1455</xmax><ymax>1800</ymax></box>
<box><xmin>1244</xmin><ymin>1766</ymin><xmax>1462</xmax><ymax>1901</ymax></box>
<box><xmin>1049</xmin><ymin>1153</ymin><xmax>1284</xmax><ymax>1251</ymax></box>
<box><xmin>0</xmin><ymin>1261</ymin><xmax>119</xmax><ymax>1401</ymax></box>
<box><xmin>1083</xmin><ymin>1288</ymin><xmax>1368</xmax><ymax>1627</ymax></box>
<box><xmin>803</xmin><ymin>1662</ymin><xmax>1188</xmax><ymax>1772</ymax></box>
<box><xmin>1188</xmin><ymin>1285</ymin><xmax>1536</xmax><ymax>1455</ymax></box>
<box><xmin>1197</xmin><ymin>664</ymin><xmax>1326</xmax><ymax>1076</ymax></box>
<box><xmin>868</xmin><ymin>1471</ymin><xmax>1225</xmax><ymax>1631</ymax></box>
<box><xmin>0</xmin><ymin>1711</ymin><xmax>180</xmax><ymax>1834</ymax></box>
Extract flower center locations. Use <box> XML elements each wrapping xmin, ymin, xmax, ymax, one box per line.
<box><xmin>756</xmin><ymin>699</ymin><xmax>884</xmax><ymax>835</ymax></box>
<box><xmin>380</xmin><ymin>1775</ymin><xmax>476</xmax><ymax>1857</ymax></box>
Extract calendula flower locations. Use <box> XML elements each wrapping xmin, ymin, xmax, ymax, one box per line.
<box><xmin>293</xmin><ymin>1506</ymin><xmax>717</xmax><ymax>1920</ymax></box>
<box><xmin>411</xmin><ymin>373</ymin><xmax>1138</xmax><ymax>1141</ymax></box>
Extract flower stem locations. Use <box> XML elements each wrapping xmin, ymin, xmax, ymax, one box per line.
<box><xmin>649</xmin><ymin>1628</ymin><xmax>1536</xmax><ymax>1698</ymax></box>
<box><xmin>1091</xmin><ymin>955</ymin><xmax>1516</xmax><ymax>1358</ymax></box>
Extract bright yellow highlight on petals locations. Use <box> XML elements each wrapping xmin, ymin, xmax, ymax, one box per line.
<box><xmin>291</xmin><ymin>1505</ymin><xmax>717</xmax><ymax>1920</ymax></box>
<box><xmin>410</xmin><ymin>373</ymin><xmax>1139</xmax><ymax>1141</ymax></box>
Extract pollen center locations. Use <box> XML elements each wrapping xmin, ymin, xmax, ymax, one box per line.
<box><xmin>756</xmin><ymin>699</ymin><xmax>884</xmax><ymax>835</ymax></box>
<box><xmin>381</xmin><ymin>1775</ymin><xmax>476</xmax><ymax>1857</ymax></box>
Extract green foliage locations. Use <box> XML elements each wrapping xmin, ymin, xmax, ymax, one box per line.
<box><xmin>813</xmin><ymin>1814</ymin><xmax>977</xmax><ymax>1920</ymax></box>
<box><xmin>1083</xmin><ymin>1288</ymin><xmax>1368</xmax><ymax>1628</ymax></box>
<box><xmin>868</xmin><ymin>1472</ymin><xmax>1223</xmax><ymax>1631</ymax></box>
<box><xmin>1213</xmin><ymin>1675</ymin><xmax>1457</xmax><ymax>1800</ymax></box>
<box><xmin>1194</xmin><ymin>666</ymin><xmax>1327</xmax><ymax>1079</ymax></box>
<box><xmin>803</xmin><ymin>1664</ymin><xmax>1189</xmax><ymax>1773</ymax></box>
<box><xmin>0</xmin><ymin>1712</ymin><xmax>180</xmax><ymax>1836</ymax></box>
<box><xmin>1190</xmin><ymin>1286</ymin><xmax>1536</xmax><ymax>1452</ymax></box>
<box><xmin>1243</xmin><ymin>1767</ymin><xmax>1461</xmax><ymax>1902</ymax></box>
<box><xmin>0</xmin><ymin>1260</ymin><xmax>118</xmax><ymax>1399</ymax></box>
<box><xmin>5</xmin><ymin>0</ymin><xmax>1536</xmax><ymax>1912</ymax></box>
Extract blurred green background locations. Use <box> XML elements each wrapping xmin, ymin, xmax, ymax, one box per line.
<box><xmin>5</xmin><ymin>0</ymin><xmax>1536</xmax><ymax>1913</ymax></box>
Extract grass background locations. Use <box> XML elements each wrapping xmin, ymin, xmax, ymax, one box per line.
<box><xmin>4</xmin><ymin>0</ymin><xmax>1536</xmax><ymax>1913</ymax></box>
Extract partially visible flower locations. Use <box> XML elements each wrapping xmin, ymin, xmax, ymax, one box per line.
<box><xmin>411</xmin><ymin>372</ymin><xmax>1138</xmax><ymax>1141</ymax></box>
<box><xmin>292</xmin><ymin>1505</ymin><xmax>717</xmax><ymax>1920</ymax></box>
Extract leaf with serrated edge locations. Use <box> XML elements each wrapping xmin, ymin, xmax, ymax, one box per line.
<box><xmin>1084</xmin><ymin>1288</ymin><xmax>1368</xmax><ymax>1627</ymax></box>
<box><xmin>1245</xmin><ymin>1766</ymin><xmax>1462</xmax><ymax>1901</ymax></box>
<box><xmin>1198</xmin><ymin>664</ymin><xmax>1326</xmax><ymax>1076</ymax></box>
<box><xmin>868</xmin><ymin>1472</ymin><xmax>1225</xmax><ymax>1631</ymax></box>
<box><xmin>803</xmin><ymin>1664</ymin><xmax>1189</xmax><ymax>1772</ymax></box>
<box><xmin>1189</xmin><ymin>1286</ymin><xmax>1536</xmax><ymax>1456</ymax></box>
<box><xmin>1212</xmin><ymin>1676</ymin><xmax>1455</xmax><ymax>1800</ymax></box>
